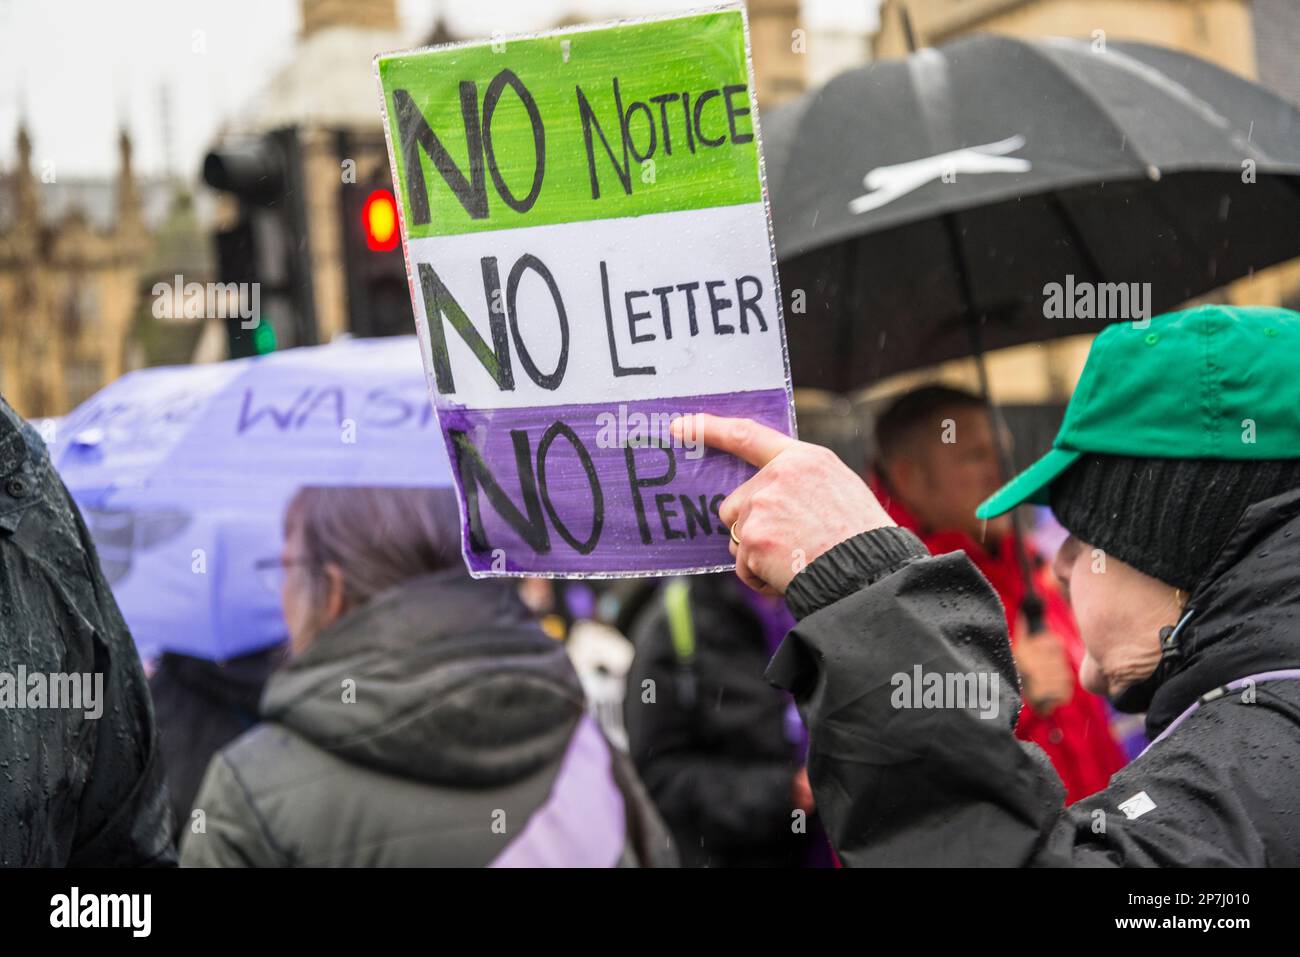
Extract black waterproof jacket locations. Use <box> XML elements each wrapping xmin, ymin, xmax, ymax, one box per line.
<box><xmin>624</xmin><ymin>574</ymin><xmax>814</xmax><ymax>867</ymax></box>
<box><xmin>0</xmin><ymin>397</ymin><xmax>175</xmax><ymax>866</ymax></box>
<box><xmin>150</xmin><ymin>645</ymin><xmax>283</xmax><ymax>843</ymax></box>
<box><xmin>770</xmin><ymin>488</ymin><xmax>1300</xmax><ymax>866</ymax></box>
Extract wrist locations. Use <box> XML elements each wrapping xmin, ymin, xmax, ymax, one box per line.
<box><xmin>786</xmin><ymin>527</ymin><xmax>929</xmax><ymax>620</ymax></box>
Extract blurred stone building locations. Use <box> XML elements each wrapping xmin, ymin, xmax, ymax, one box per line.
<box><xmin>749</xmin><ymin>0</ymin><xmax>807</xmax><ymax>105</ymax></box>
<box><xmin>748</xmin><ymin>0</ymin><xmax>877</xmax><ymax>106</ymax></box>
<box><xmin>876</xmin><ymin>0</ymin><xmax>1259</xmax><ymax>70</ymax></box>
<box><xmin>0</xmin><ymin>121</ymin><xmax>208</xmax><ymax>418</ymax></box>
<box><xmin>0</xmin><ymin>128</ymin><xmax>159</xmax><ymax>418</ymax></box>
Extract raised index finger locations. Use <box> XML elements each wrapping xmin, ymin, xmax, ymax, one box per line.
<box><xmin>672</xmin><ymin>414</ymin><xmax>795</xmax><ymax>468</ymax></box>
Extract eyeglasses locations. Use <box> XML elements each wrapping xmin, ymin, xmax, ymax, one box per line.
<box><xmin>253</xmin><ymin>557</ymin><xmax>317</xmax><ymax>595</ymax></box>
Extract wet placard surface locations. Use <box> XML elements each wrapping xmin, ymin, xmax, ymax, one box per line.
<box><xmin>376</xmin><ymin>3</ymin><xmax>793</xmax><ymax>576</ymax></box>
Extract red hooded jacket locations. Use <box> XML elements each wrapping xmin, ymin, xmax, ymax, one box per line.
<box><xmin>877</xmin><ymin>490</ymin><xmax>1126</xmax><ymax>804</ymax></box>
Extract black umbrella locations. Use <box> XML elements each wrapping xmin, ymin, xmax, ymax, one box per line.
<box><xmin>764</xmin><ymin>34</ymin><xmax>1300</xmax><ymax>392</ymax></box>
<box><xmin>763</xmin><ymin>34</ymin><xmax>1300</xmax><ymax>630</ymax></box>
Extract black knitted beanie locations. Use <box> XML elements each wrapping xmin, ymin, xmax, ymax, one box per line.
<box><xmin>1049</xmin><ymin>454</ymin><xmax>1300</xmax><ymax>591</ymax></box>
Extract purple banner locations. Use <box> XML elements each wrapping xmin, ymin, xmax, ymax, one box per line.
<box><xmin>437</xmin><ymin>388</ymin><xmax>793</xmax><ymax>575</ymax></box>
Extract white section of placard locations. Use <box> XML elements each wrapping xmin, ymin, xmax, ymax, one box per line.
<box><xmin>406</xmin><ymin>202</ymin><xmax>787</xmax><ymax>411</ymax></box>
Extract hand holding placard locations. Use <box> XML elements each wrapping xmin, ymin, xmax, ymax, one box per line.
<box><xmin>674</xmin><ymin>414</ymin><xmax>895</xmax><ymax>593</ymax></box>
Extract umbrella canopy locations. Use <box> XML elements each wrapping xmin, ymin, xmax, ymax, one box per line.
<box><xmin>763</xmin><ymin>35</ymin><xmax>1300</xmax><ymax>391</ymax></box>
<box><xmin>52</xmin><ymin>336</ymin><xmax>453</xmax><ymax>661</ymax></box>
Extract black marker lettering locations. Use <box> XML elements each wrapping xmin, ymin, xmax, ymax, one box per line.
<box><xmin>681</xmin><ymin>494</ymin><xmax>713</xmax><ymax>538</ymax></box>
<box><xmin>601</xmin><ymin>261</ymin><xmax>655</xmax><ymax>377</ymax></box>
<box><xmin>537</xmin><ymin>422</ymin><xmax>603</xmax><ymax>554</ymax></box>
<box><xmin>651</xmin><ymin>286</ymin><xmax>675</xmax><ymax>339</ymax></box>
<box><xmin>625</xmin><ymin>290</ymin><xmax>654</xmax><ymax>344</ymax></box>
<box><xmin>577</xmin><ymin>79</ymin><xmax>632</xmax><ymax>198</ymax></box>
<box><xmin>676</xmin><ymin>281</ymin><xmax>701</xmax><ymax>336</ymax></box>
<box><xmin>506</xmin><ymin>253</ymin><xmax>568</xmax><ymax>390</ymax></box>
<box><xmin>625</xmin><ymin>446</ymin><xmax>677</xmax><ymax>544</ymax></box>
<box><xmin>482</xmin><ymin>70</ymin><xmax>546</xmax><ymax>213</ymax></box>
<box><xmin>681</xmin><ymin>91</ymin><xmax>695</xmax><ymax>153</ymax></box>
<box><xmin>649</xmin><ymin>92</ymin><xmax>680</xmax><ymax>155</ymax></box>
<box><xmin>625</xmin><ymin>100</ymin><xmax>657</xmax><ymax>163</ymax></box>
<box><xmin>393</xmin><ymin>85</ymin><xmax>488</xmax><ymax>224</ymax></box>
<box><xmin>420</xmin><ymin>260</ymin><xmax>513</xmax><ymax>394</ymax></box>
<box><xmin>451</xmin><ymin>429</ymin><xmax>549</xmax><ymax>554</ymax></box>
<box><xmin>706</xmin><ymin>279</ymin><xmax>734</xmax><ymax>334</ymax></box>
<box><xmin>723</xmin><ymin>84</ymin><xmax>753</xmax><ymax>144</ymax></box>
<box><xmin>735</xmin><ymin>275</ymin><xmax>767</xmax><ymax>332</ymax></box>
<box><xmin>693</xmin><ymin>89</ymin><xmax>725</xmax><ymax>148</ymax></box>
<box><xmin>655</xmin><ymin>493</ymin><xmax>685</xmax><ymax>541</ymax></box>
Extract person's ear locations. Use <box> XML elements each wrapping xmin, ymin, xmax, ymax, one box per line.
<box><xmin>1052</xmin><ymin>535</ymin><xmax>1082</xmax><ymax>590</ymax></box>
<box><xmin>322</xmin><ymin>563</ymin><xmax>349</xmax><ymax>626</ymax></box>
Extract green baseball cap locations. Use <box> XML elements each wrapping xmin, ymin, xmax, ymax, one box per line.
<box><xmin>977</xmin><ymin>304</ymin><xmax>1300</xmax><ymax>520</ymax></box>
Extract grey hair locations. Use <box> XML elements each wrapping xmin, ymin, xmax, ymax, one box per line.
<box><xmin>283</xmin><ymin>486</ymin><xmax>463</xmax><ymax>611</ymax></box>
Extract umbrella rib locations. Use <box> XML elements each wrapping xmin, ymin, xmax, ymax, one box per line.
<box><xmin>1015</xmin><ymin>40</ymin><xmax>1158</xmax><ymax>174</ymax></box>
<box><xmin>1044</xmin><ymin>192</ymin><xmax>1108</xmax><ymax>287</ymax></box>
<box><xmin>1022</xmin><ymin>42</ymin><xmax>1234</xmax><ymax>293</ymax></box>
<box><xmin>1030</xmin><ymin>39</ymin><xmax>1280</xmax><ymax>170</ymax></box>
<box><xmin>1100</xmin><ymin>41</ymin><xmax>1282</xmax><ymax>168</ymax></box>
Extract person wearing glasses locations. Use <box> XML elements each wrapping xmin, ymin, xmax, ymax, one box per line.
<box><xmin>181</xmin><ymin>485</ymin><xmax>673</xmax><ymax>867</ymax></box>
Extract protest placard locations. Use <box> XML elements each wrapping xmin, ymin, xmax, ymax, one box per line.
<box><xmin>376</xmin><ymin>3</ymin><xmax>794</xmax><ymax>576</ymax></box>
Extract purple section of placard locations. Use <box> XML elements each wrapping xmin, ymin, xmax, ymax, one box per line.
<box><xmin>438</xmin><ymin>388</ymin><xmax>794</xmax><ymax>575</ymax></box>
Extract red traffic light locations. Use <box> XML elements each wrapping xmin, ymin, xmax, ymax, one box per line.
<box><xmin>362</xmin><ymin>189</ymin><xmax>400</xmax><ymax>252</ymax></box>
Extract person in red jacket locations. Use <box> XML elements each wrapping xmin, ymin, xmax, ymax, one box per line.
<box><xmin>871</xmin><ymin>385</ymin><xmax>1125</xmax><ymax>802</ymax></box>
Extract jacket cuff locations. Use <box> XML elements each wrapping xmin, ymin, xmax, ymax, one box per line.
<box><xmin>785</xmin><ymin>526</ymin><xmax>929</xmax><ymax>620</ymax></box>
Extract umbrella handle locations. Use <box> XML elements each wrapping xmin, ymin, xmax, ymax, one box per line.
<box><xmin>966</xmin><ymin>317</ymin><xmax>1050</xmax><ymax>638</ymax></box>
<box><xmin>952</xmin><ymin>213</ymin><xmax>1052</xmax><ymax>641</ymax></box>
<box><xmin>1020</xmin><ymin>583</ymin><xmax>1046</xmax><ymax>635</ymax></box>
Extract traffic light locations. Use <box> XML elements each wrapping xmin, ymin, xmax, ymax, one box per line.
<box><xmin>362</xmin><ymin>189</ymin><xmax>399</xmax><ymax>252</ymax></box>
<box><xmin>203</xmin><ymin>130</ymin><xmax>316</xmax><ymax>357</ymax></box>
<box><xmin>339</xmin><ymin>132</ymin><xmax>413</xmax><ymax>338</ymax></box>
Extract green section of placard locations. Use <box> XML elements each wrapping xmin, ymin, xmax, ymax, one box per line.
<box><xmin>376</xmin><ymin>8</ymin><xmax>762</xmax><ymax>238</ymax></box>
